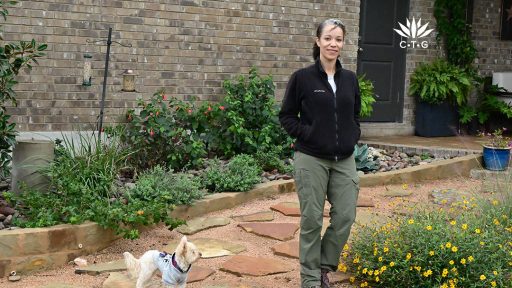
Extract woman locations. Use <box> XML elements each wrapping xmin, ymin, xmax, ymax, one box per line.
<box><xmin>279</xmin><ymin>19</ymin><xmax>361</xmax><ymax>288</ymax></box>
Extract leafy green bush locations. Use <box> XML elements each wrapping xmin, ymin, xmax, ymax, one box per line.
<box><xmin>211</xmin><ymin>67</ymin><xmax>292</xmax><ymax>157</ymax></box>
<box><xmin>254</xmin><ymin>145</ymin><xmax>292</xmax><ymax>174</ymax></box>
<box><xmin>0</xmin><ymin>1</ymin><xmax>47</xmax><ymax>179</ymax></box>
<box><xmin>112</xmin><ymin>89</ymin><xmax>206</xmax><ymax>171</ymax></box>
<box><xmin>459</xmin><ymin>83</ymin><xmax>512</xmax><ymax>125</ymax></box>
<box><xmin>129</xmin><ymin>165</ymin><xmax>204</xmax><ymax>207</ymax></box>
<box><xmin>0</xmin><ymin>110</ymin><xmax>15</xmax><ymax>179</ymax></box>
<box><xmin>3</xmin><ymin>133</ymin><xmax>188</xmax><ymax>239</ymax></box>
<box><xmin>358</xmin><ymin>75</ymin><xmax>376</xmax><ymax>118</ymax></box>
<box><xmin>345</xmin><ymin>195</ymin><xmax>512</xmax><ymax>287</ymax></box>
<box><xmin>202</xmin><ymin>154</ymin><xmax>262</xmax><ymax>193</ymax></box>
<box><xmin>409</xmin><ymin>59</ymin><xmax>472</xmax><ymax>106</ymax></box>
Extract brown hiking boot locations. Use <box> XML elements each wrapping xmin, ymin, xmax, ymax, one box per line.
<box><xmin>321</xmin><ymin>269</ymin><xmax>330</xmax><ymax>288</ymax></box>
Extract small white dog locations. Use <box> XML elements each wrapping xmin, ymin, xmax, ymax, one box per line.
<box><xmin>123</xmin><ymin>236</ymin><xmax>202</xmax><ymax>288</ymax></box>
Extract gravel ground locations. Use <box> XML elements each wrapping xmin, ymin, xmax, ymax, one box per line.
<box><xmin>0</xmin><ymin>177</ymin><xmax>483</xmax><ymax>288</ymax></box>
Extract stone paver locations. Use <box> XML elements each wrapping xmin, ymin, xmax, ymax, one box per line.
<box><xmin>270</xmin><ymin>202</ymin><xmax>301</xmax><ymax>216</ymax></box>
<box><xmin>272</xmin><ymin>241</ymin><xmax>299</xmax><ymax>259</ymax></box>
<box><xmin>164</xmin><ymin>238</ymin><xmax>246</xmax><ymax>258</ymax></box>
<box><xmin>238</xmin><ymin>222</ymin><xmax>299</xmax><ymax>241</ymax></box>
<box><xmin>231</xmin><ymin>211</ymin><xmax>274</xmax><ymax>222</ymax></box>
<box><xmin>176</xmin><ymin>217</ymin><xmax>231</xmax><ymax>235</ymax></box>
<box><xmin>382</xmin><ymin>187</ymin><xmax>413</xmax><ymax>197</ymax></box>
<box><xmin>188</xmin><ymin>266</ymin><xmax>216</xmax><ymax>282</ymax></box>
<box><xmin>75</xmin><ymin>259</ymin><xmax>125</xmax><ymax>276</ymax></box>
<box><xmin>356</xmin><ymin>196</ymin><xmax>375</xmax><ymax>207</ymax></box>
<box><xmin>331</xmin><ymin>271</ymin><xmax>354</xmax><ymax>284</ymax></box>
<box><xmin>102</xmin><ymin>265</ymin><xmax>214</xmax><ymax>288</ymax></box>
<box><xmin>41</xmin><ymin>284</ymin><xmax>85</xmax><ymax>288</ymax></box>
<box><xmin>103</xmin><ymin>272</ymin><xmax>159</xmax><ymax>288</ymax></box>
<box><xmin>220</xmin><ymin>255</ymin><xmax>292</xmax><ymax>276</ymax></box>
<box><xmin>270</xmin><ymin>202</ymin><xmax>329</xmax><ymax>217</ymax></box>
<box><xmin>202</xmin><ymin>282</ymin><xmax>263</xmax><ymax>288</ymax></box>
<box><xmin>430</xmin><ymin>188</ymin><xmax>470</xmax><ymax>205</ymax></box>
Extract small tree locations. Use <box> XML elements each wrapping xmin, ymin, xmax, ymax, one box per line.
<box><xmin>0</xmin><ymin>0</ymin><xmax>47</xmax><ymax>179</ymax></box>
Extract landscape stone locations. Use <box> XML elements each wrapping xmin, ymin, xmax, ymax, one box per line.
<box><xmin>102</xmin><ymin>266</ymin><xmax>214</xmax><ymax>288</ymax></box>
<box><xmin>330</xmin><ymin>271</ymin><xmax>354</xmax><ymax>283</ymax></box>
<box><xmin>102</xmin><ymin>272</ymin><xmax>159</xmax><ymax>288</ymax></box>
<box><xmin>382</xmin><ymin>188</ymin><xmax>413</xmax><ymax>197</ymax></box>
<box><xmin>41</xmin><ymin>284</ymin><xmax>84</xmax><ymax>288</ymax></box>
<box><xmin>220</xmin><ymin>255</ymin><xmax>292</xmax><ymax>276</ymax></box>
<box><xmin>164</xmin><ymin>238</ymin><xmax>246</xmax><ymax>258</ymax></box>
<box><xmin>202</xmin><ymin>282</ymin><xmax>263</xmax><ymax>288</ymax></box>
<box><xmin>430</xmin><ymin>188</ymin><xmax>470</xmax><ymax>205</ymax></box>
<box><xmin>176</xmin><ymin>217</ymin><xmax>230</xmax><ymax>235</ymax></box>
<box><xmin>356</xmin><ymin>196</ymin><xmax>375</xmax><ymax>207</ymax></box>
<box><xmin>270</xmin><ymin>202</ymin><xmax>301</xmax><ymax>216</ymax></box>
<box><xmin>8</xmin><ymin>275</ymin><xmax>21</xmax><ymax>282</ymax></box>
<box><xmin>188</xmin><ymin>266</ymin><xmax>216</xmax><ymax>282</ymax></box>
<box><xmin>270</xmin><ymin>202</ymin><xmax>329</xmax><ymax>217</ymax></box>
<box><xmin>75</xmin><ymin>259</ymin><xmax>126</xmax><ymax>276</ymax></box>
<box><xmin>238</xmin><ymin>222</ymin><xmax>299</xmax><ymax>241</ymax></box>
<box><xmin>272</xmin><ymin>241</ymin><xmax>299</xmax><ymax>259</ymax></box>
<box><xmin>231</xmin><ymin>211</ymin><xmax>274</xmax><ymax>222</ymax></box>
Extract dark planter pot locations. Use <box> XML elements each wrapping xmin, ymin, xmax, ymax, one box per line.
<box><xmin>415</xmin><ymin>100</ymin><xmax>458</xmax><ymax>137</ymax></box>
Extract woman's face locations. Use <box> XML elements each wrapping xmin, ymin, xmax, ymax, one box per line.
<box><xmin>316</xmin><ymin>24</ymin><xmax>344</xmax><ymax>61</ymax></box>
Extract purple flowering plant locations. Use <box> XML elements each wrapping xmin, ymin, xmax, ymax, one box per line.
<box><xmin>478</xmin><ymin>128</ymin><xmax>512</xmax><ymax>149</ymax></box>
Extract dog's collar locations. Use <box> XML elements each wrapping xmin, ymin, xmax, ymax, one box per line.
<box><xmin>171</xmin><ymin>252</ymin><xmax>191</xmax><ymax>273</ymax></box>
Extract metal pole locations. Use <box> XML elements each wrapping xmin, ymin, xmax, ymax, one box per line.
<box><xmin>97</xmin><ymin>27</ymin><xmax>112</xmax><ymax>141</ymax></box>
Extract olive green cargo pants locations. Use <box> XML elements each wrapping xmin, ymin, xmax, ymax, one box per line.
<box><xmin>294</xmin><ymin>151</ymin><xmax>359</xmax><ymax>288</ymax></box>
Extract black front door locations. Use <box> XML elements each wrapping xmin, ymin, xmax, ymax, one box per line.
<box><xmin>357</xmin><ymin>0</ymin><xmax>409</xmax><ymax>122</ymax></box>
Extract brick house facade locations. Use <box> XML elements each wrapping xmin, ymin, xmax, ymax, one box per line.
<box><xmin>3</xmin><ymin>0</ymin><xmax>511</xmax><ymax>138</ymax></box>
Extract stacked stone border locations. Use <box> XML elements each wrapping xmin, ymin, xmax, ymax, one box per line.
<box><xmin>0</xmin><ymin>152</ymin><xmax>482</xmax><ymax>277</ymax></box>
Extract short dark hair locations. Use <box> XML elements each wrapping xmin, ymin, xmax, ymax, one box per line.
<box><xmin>313</xmin><ymin>19</ymin><xmax>347</xmax><ymax>60</ymax></box>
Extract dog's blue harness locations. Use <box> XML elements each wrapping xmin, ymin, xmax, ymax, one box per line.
<box><xmin>154</xmin><ymin>251</ymin><xmax>191</xmax><ymax>285</ymax></box>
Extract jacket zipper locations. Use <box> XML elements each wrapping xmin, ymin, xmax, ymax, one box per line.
<box><xmin>326</xmin><ymin>73</ymin><xmax>339</xmax><ymax>162</ymax></box>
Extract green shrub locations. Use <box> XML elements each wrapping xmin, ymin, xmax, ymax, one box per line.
<box><xmin>211</xmin><ymin>67</ymin><xmax>292</xmax><ymax>157</ymax></box>
<box><xmin>3</xmin><ymin>133</ymin><xmax>187</xmax><ymax>239</ymax></box>
<box><xmin>202</xmin><ymin>154</ymin><xmax>262</xmax><ymax>193</ymax></box>
<box><xmin>254</xmin><ymin>145</ymin><xmax>292</xmax><ymax>174</ymax></box>
<box><xmin>358</xmin><ymin>75</ymin><xmax>377</xmax><ymax>118</ymax></box>
<box><xmin>112</xmin><ymin>89</ymin><xmax>206</xmax><ymax>171</ymax></box>
<box><xmin>129</xmin><ymin>165</ymin><xmax>204</xmax><ymax>207</ymax></box>
<box><xmin>345</xmin><ymin>195</ymin><xmax>512</xmax><ymax>288</ymax></box>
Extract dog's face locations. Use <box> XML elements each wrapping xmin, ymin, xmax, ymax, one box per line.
<box><xmin>175</xmin><ymin>236</ymin><xmax>202</xmax><ymax>266</ymax></box>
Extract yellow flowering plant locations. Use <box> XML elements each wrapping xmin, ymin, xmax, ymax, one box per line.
<box><xmin>346</xmin><ymin>194</ymin><xmax>511</xmax><ymax>287</ymax></box>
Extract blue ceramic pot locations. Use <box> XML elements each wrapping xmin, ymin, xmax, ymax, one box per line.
<box><xmin>482</xmin><ymin>146</ymin><xmax>511</xmax><ymax>171</ymax></box>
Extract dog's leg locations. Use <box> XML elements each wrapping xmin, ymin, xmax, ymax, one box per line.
<box><xmin>123</xmin><ymin>252</ymin><xmax>140</xmax><ymax>279</ymax></box>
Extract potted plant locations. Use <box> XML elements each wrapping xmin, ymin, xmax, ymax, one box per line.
<box><xmin>409</xmin><ymin>59</ymin><xmax>473</xmax><ymax>137</ymax></box>
<box><xmin>479</xmin><ymin>128</ymin><xmax>511</xmax><ymax>171</ymax></box>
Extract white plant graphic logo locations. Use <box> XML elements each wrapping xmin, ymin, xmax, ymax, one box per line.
<box><xmin>394</xmin><ymin>17</ymin><xmax>433</xmax><ymax>48</ymax></box>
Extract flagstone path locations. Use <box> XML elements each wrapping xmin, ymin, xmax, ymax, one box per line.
<box><xmin>81</xmin><ymin>196</ymin><xmax>392</xmax><ymax>287</ymax></box>
<box><xmin>1</xmin><ymin>177</ymin><xmax>485</xmax><ymax>288</ymax></box>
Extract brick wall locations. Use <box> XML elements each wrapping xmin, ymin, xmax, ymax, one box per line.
<box><xmin>4</xmin><ymin>0</ymin><xmax>508</xmax><ymax>134</ymax></box>
<box><xmin>3</xmin><ymin>0</ymin><xmax>361</xmax><ymax>132</ymax></box>
<box><xmin>472</xmin><ymin>0</ymin><xmax>512</xmax><ymax>76</ymax></box>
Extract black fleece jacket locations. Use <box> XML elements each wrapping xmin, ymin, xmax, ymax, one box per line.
<box><xmin>279</xmin><ymin>59</ymin><xmax>361</xmax><ymax>161</ymax></box>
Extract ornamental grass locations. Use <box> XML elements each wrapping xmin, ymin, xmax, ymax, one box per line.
<box><xmin>344</xmin><ymin>193</ymin><xmax>512</xmax><ymax>288</ymax></box>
